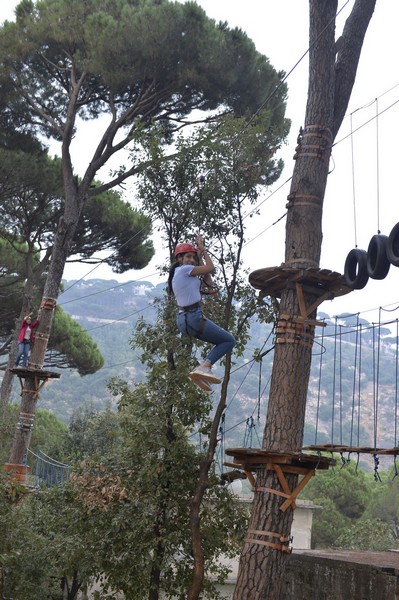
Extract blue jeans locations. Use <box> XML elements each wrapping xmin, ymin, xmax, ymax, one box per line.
<box><xmin>15</xmin><ymin>341</ymin><xmax>31</xmax><ymax>367</ymax></box>
<box><xmin>177</xmin><ymin>307</ymin><xmax>235</xmax><ymax>365</ymax></box>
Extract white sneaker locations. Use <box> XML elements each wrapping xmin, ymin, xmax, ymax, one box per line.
<box><xmin>191</xmin><ymin>378</ymin><xmax>213</xmax><ymax>393</ymax></box>
<box><xmin>189</xmin><ymin>365</ymin><xmax>221</xmax><ymax>385</ymax></box>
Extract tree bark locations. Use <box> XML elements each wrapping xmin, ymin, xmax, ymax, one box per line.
<box><xmin>8</xmin><ymin>188</ymin><xmax>84</xmax><ymax>464</ymax></box>
<box><xmin>233</xmin><ymin>1</ymin><xmax>376</xmax><ymax>598</ymax></box>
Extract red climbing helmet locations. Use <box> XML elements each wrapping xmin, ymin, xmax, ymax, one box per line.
<box><xmin>174</xmin><ymin>243</ymin><xmax>197</xmax><ymax>258</ymax></box>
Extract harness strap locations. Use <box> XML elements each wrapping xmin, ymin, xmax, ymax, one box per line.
<box><xmin>179</xmin><ymin>302</ymin><xmax>201</xmax><ymax>312</ymax></box>
<box><xmin>179</xmin><ymin>303</ymin><xmax>207</xmax><ymax>336</ymax></box>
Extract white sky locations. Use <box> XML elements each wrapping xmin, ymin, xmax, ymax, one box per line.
<box><xmin>2</xmin><ymin>0</ymin><xmax>399</xmax><ymax>322</ymax></box>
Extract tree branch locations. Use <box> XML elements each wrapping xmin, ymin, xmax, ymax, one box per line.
<box><xmin>333</xmin><ymin>0</ymin><xmax>377</xmax><ymax>138</ymax></box>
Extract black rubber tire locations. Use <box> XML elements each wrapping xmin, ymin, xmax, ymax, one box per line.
<box><xmin>387</xmin><ymin>222</ymin><xmax>399</xmax><ymax>267</ymax></box>
<box><xmin>344</xmin><ymin>248</ymin><xmax>369</xmax><ymax>290</ymax></box>
<box><xmin>366</xmin><ymin>234</ymin><xmax>390</xmax><ymax>279</ymax></box>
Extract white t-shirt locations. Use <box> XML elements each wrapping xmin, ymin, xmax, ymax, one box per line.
<box><xmin>172</xmin><ymin>265</ymin><xmax>201</xmax><ymax>307</ymax></box>
<box><xmin>24</xmin><ymin>326</ymin><xmax>32</xmax><ymax>341</ymax></box>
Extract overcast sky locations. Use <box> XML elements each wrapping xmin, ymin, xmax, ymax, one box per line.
<box><xmin>2</xmin><ymin>0</ymin><xmax>399</xmax><ymax>322</ymax></box>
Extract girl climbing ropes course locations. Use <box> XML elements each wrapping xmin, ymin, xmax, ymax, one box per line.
<box><xmin>14</xmin><ymin>312</ymin><xmax>40</xmax><ymax>368</ymax></box>
<box><xmin>168</xmin><ymin>234</ymin><xmax>236</xmax><ymax>392</ymax></box>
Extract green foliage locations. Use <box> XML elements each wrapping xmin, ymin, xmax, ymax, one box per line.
<box><xmin>103</xmin><ymin>365</ymin><xmax>248</xmax><ymax>599</ymax></box>
<box><xmin>309</xmin><ymin>496</ymin><xmax>351</xmax><ymax>549</ymax></box>
<box><xmin>0</xmin><ymin>0</ymin><xmax>286</xmax><ymax>125</ymax></box>
<box><xmin>362</xmin><ymin>470</ymin><xmax>399</xmax><ymax>541</ymax></box>
<box><xmin>50</xmin><ymin>305</ymin><xmax>104</xmax><ymax>375</ymax></box>
<box><xmin>0</xmin><ymin>481</ymin><xmax>97</xmax><ymax>600</ymax></box>
<box><xmin>0</xmin><ymin>148</ymin><xmax>63</xmax><ymax>230</ymax></box>
<box><xmin>64</xmin><ymin>404</ymin><xmax>122</xmax><ymax>463</ymax></box>
<box><xmin>72</xmin><ymin>190</ymin><xmax>154</xmax><ymax>273</ymax></box>
<box><xmin>0</xmin><ymin>404</ymin><xmax>69</xmax><ymax>465</ymax></box>
<box><xmin>300</xmin><ymin>461</ymin><xmax>399</xmax><ymax>551</ymax></box>
<box><xmin>0</xmin><ymin>144</ymin><xmax>153</xmax><ymax>375</ymax></box>
<box><xmin>301</xmin><ymin>461</ymin><xmax>372</xmax><ymax>548</ymax></box>
<box><xmin>0</xmin><ymin>237</ymin><xmax>29</xmax><ymax>279</ymax></box>
<box><xmin>335</xmin><ymin>518</ymin><xmax>397</xmax><ymax>551</ymax></box>
<box><xmin>0</xmin><ymin>240</ymin><xmax>27</xmax><ymax>337</ymax></box>
<box><xmin>137</xmin><ymin>111</ymin><xmax>289</xmax><ymax>262</ymax></box>
<box><xmin>0</xmin><ymin>395</ymin><xmax>247</xmax><ymax>600</ymax></box>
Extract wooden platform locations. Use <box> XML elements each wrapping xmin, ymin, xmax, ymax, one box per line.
<box><xmin>304</xmin><ymin>444</ymin><xmax>399</xmax><ymax>456</ymax></box>
<box><xmin>10</xmin><ymin>367</ymin><xmax>60</xmax><ymax>399</ymax></box>
<box><xmin>224</xmin><ymin>448</ymin><xmax>335</xmax><ymax>514</ymax></box>
<box><xmin>249</xmin><ymin>265</ymin><xmax>352</xmax><ymax>299</ymax></box>
<box><xmin>224</xmin><ymin>447</ymin><xmax>335</xmax><ymax>471</ymax></box>
<box><xmin>10</xmin><ymin>367</ymin><xmax>60</xmax><ymax>379</ymax></box>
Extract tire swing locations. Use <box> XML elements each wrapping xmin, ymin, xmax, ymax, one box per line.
<box><xmin>366</xmin><ymin>234</ymin><xmax>390</xmax><ymax>279</ymax></box>
<box><xmin>387</xmin><ymin>222</ymin><xmax>399</xmax><ymax>267</ymax></box>
<box><xmin>344</xmin><ymin>248</ymin><xmax>369</xmax><ymax>290</ymax></box>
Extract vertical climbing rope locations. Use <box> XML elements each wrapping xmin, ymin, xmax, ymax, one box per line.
<box><xmin>338</xmin><ymin>323</ymin><xmax>343</xmax><ymax>446</ymax></box>
<box><xmin>217</xmin><ymin>412</ymin><xmax>226</xmax><ymax>479</ymax></box>
<box><xmin>314</xmin><ymin>325</ymin><xmax>325</xmax><ymax>445</ymax></box>
<box><xmin>395</xmin><ymin>319</ymin><xmax>399</xmax><ymax>449</ymax></box>
<box><xmin>356</xmin><ymin>324</ymin><xmax>363</xmax><ymax>448</ymax></box>
<box><xmin>331</xmin><ymin>318</ymin><xmax>338</xmax><ymax>445</ymax></box>
<box><xmin>372</xmin><ymin>313</ymin><xmax>382</xmax><ymax>451</ymax></box>
<box><xmin>349</xmin><ymin>314</ymin><xmax>360</xmax><ymax>448</ymax></box>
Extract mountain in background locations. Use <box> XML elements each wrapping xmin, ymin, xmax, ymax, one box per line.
<box><xmin>7</xmin><ymin>278</ymin><xmax>399</xmax><ymax>470</ymax></box>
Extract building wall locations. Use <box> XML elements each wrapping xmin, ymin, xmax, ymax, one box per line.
<box><xmin>281</xmin><ymin>550</ymin><xmax>399</xmax><ymax>600</ymax></box>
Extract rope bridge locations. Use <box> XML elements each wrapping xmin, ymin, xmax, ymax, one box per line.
<box><xmin>27</xmin><ymin>449</ymin><xmax>71</xmax><ymax>488</ymax></box>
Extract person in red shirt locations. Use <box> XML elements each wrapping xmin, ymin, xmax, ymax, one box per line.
<box><xmin>14</xmin><ymin>313</ymin><xmax>40</xmax><ymax>368</ymax></box>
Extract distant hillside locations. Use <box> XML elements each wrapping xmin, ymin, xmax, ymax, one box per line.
<box><xmin>7</xmin><ymin>279</ymin><xmax>399</xmax><ymax>468</ymax></box>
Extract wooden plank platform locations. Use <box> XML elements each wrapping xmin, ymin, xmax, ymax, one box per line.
<box><xmin>10</xmin><ymin>367</ymin><xmax>60</xmax><ymax>379</ymax></box>
<box><xmin>249</xmin><ymin>265</ymin><xmax>352</xmax><ymax>299</ymax></box>
<box><xmin>225</xmin><ymin>448</ymin><xmax>335</xmax><ymax>470</ymax></box>
<box><xmin>303</xmin><ymin>444</ymin><xmax>399</xmax><ymax>455</ymax></box>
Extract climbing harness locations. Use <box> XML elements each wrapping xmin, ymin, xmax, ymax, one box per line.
<box><xmin>178</xmin><ymin>302</ymin><xmax>207</xmax><ymax>337</ymax></box>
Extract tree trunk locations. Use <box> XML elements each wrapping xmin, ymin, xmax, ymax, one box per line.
<box><xmin>8</xmin><ymin>188</ymin><xmax>84</xmax><ymax>465</ymax></box>
<box><xmin>1</xmin><ymin>357</ymin><xmax>17</xmax><ymax>416</ymax></box>
<box><xmin>233</xmin><ymin>1</ymin><xmax>376</xmax><ymax>598</ymax></box>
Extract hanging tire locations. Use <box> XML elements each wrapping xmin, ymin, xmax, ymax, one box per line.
<box><xmin>344</xmin><ymin>248</ymin><xmax>369</xmax><ymax>290</ymax></box>
<box><xmin>387</xmin><ymin>222</ymin><xmax>399</xmax><ymax>267</ymax></box>
<box><xmin>366</xmin><ymin>234</ymin><xmax>390</xmax><ymax>279</ymax></box>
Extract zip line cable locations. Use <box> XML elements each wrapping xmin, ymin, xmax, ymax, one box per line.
<box><xmin>46</xmin><ymin>12</ymin><xmax>399</xmax><ymax>301</ymax></box>
<box><xmin>55</xmin><ymin>0</ymin><xmax>352</xmax><ymax>296</ymax></box>
<box><xmin>59</xmin><ymin>230</ymin><xmax>158</xmax><ymax>297</ymax></box>
<box><xmin>58</xmin><ymin>273</ymin><xmax>158</xmax><ymax>306</ymax></box>
<box><xmin>350</xmin><ymin>113</ymin><xmax>358</xmax><ymax>248</ymax></box>
<box><xmin>332</xmin><ymin>97</ymin><xmax>399</xmax><ymax>149</ymax></box>
<box><xmin>242</xmin><ymin>91</ymin><xmax>399</xmax><ymax>249</ymax></box>
<box><xmin>15</xmin><ymin>81</ymin><xmax>397</xmax><ymax>313</ymax></box>
<box><xmin>8</xmin><ymin>8</ymin><xmax>398</xmax><ymax>336</ymax></box>
<box><xmin>375</xmin><ymin>97</ymin><xmax>381</xmax><ymax>233</ymax></box>
<box><xmin>84</xmin><ymin>304</ymin><xmax>154</xmax><ymax>333</ymax></box>
<box><xmin>243</xmin><ymin>210</ymin><xmax>288</xmax><ymax>248</ymax></box>
<box><xmin>209</xmin><ymin>0</ymin><xmax>351</xmax><ymax>160</ymax></box>
<box><xmin>2</xmin><ymin>2</ymin><xmax>396</xmax><ymax>312</ymax></box>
